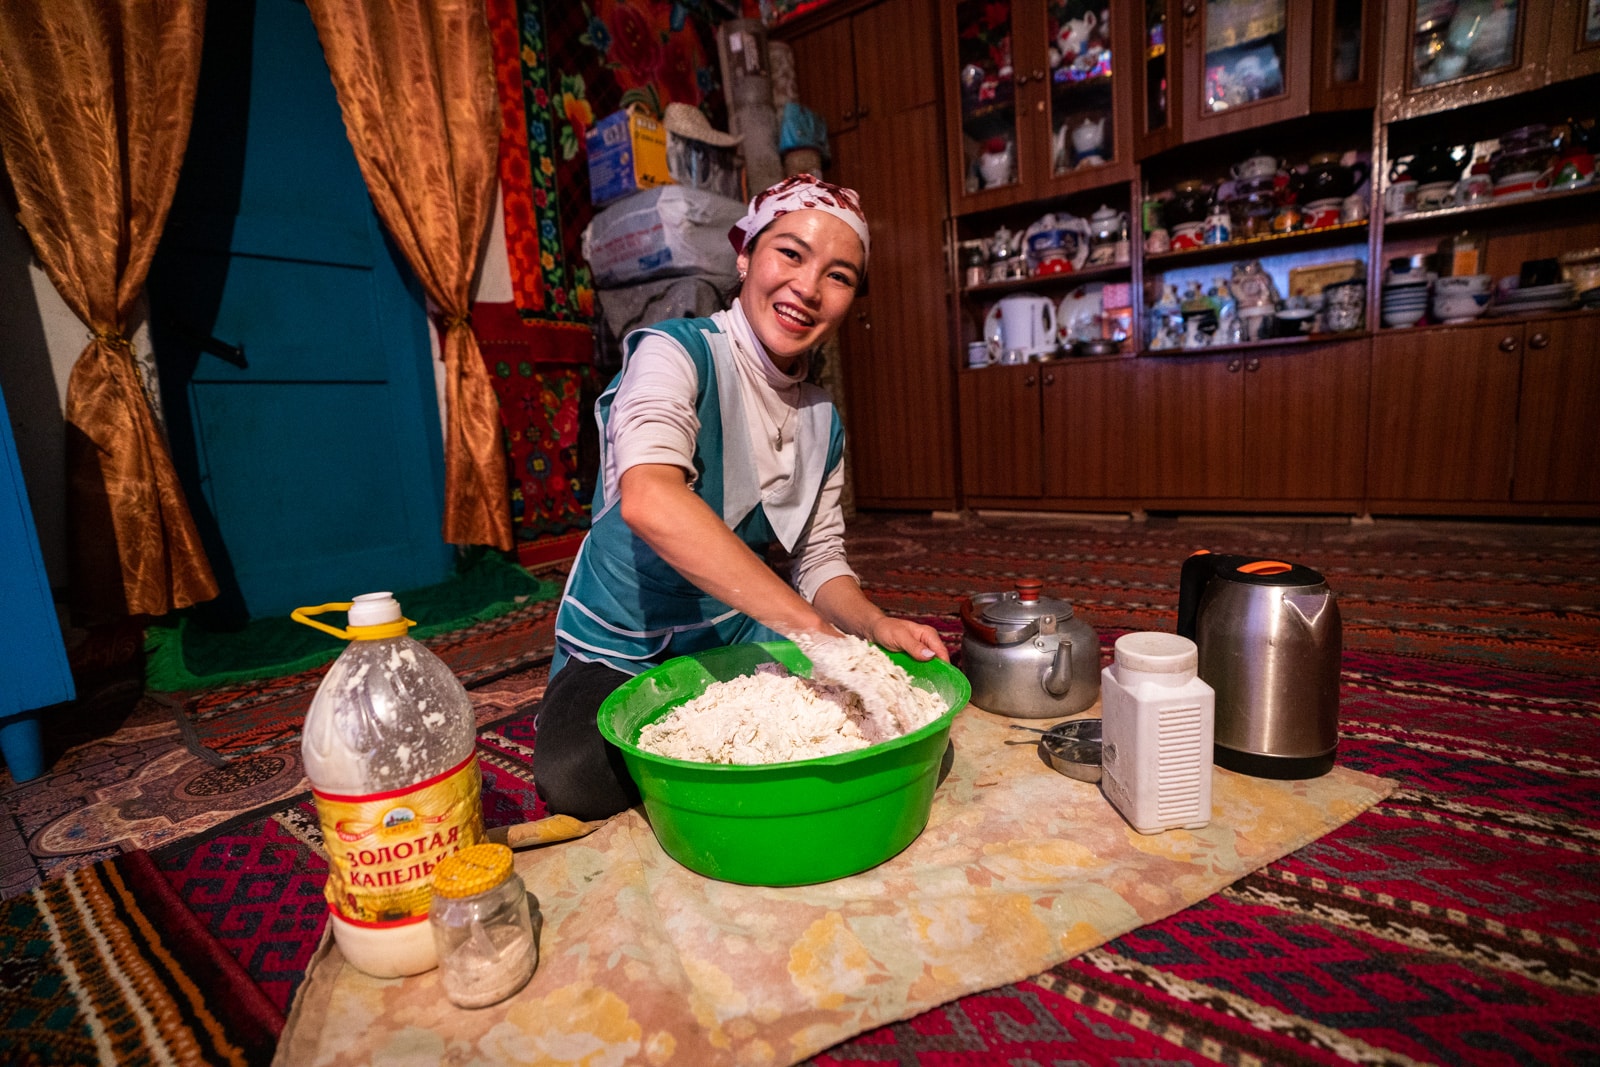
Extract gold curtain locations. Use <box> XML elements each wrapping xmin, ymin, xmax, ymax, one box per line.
<box><xmin>0</xmin><ymin>0</ymin><xmax>218</xmax><ymax>619</ymax></box>
<box><xmin>305</xmin><ymin>0</ymin><xmax>512</xmax><ymax>551</ymax></box>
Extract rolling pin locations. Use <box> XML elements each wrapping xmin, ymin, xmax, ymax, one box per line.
<box><xmin>485</xmin><ymin>813</ymin><xmax>609</xmax><ymax>849</ymax></box>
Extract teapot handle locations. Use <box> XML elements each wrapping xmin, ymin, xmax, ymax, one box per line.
<box><xmin>1041</xmin><ymin>298</ymin><xmax>1057</xmax><ymax>344</ymax></box>
<box><xmin>959</xmin><ymin>596</ymin><xmax>998</xmax><ymax>644</ymax></box>
<box><xmin>1350</xmin><ymin>159</ymin><xmax>1370</xmax><ymax>191</ymax></box>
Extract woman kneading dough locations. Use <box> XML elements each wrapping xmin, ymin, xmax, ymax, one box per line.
<box><xmin>526</xmin><ymin>174</ymin><xmax>948</xmax><ymax>820</ymax></box>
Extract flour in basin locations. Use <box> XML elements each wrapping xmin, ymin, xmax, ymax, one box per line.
<box><xmin>637</xmin><ymin>637</ymin><xmax>946</xmax><ymax>764</ymax></box>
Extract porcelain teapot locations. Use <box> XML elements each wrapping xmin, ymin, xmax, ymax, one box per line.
<box><xmin>1058</xmin><ymin>10</ymin><xmax>1098</xmax><ymax>63</ymax></box>
<box><xmin>1071</xmin><ymin>116</ymin><xmax>1107</xmax><ymax>162</ymax></box>
<box><xmin>1088</xmin><ymin>204</ymin><xmax>1127</xmax><ymax>242</ymax></box>
<box><xmin>978</xmin><ymin>137</ymin><xmax>1016</xmax><ymax>188</ymax></box>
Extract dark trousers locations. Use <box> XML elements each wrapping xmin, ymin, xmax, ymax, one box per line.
<box><xmin>528</xmin><ymin>659</ymin><xmax>640</xmax><ymax>821</ymax></box>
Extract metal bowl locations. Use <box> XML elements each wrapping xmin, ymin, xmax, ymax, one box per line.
<box><xmin>1072</xmin><ymin>338</ymin><xmax>1121</xmax><ymax>357</ymax></box>
<box><xmin>1038</xmin><ymin>718</ymin><xmax>1102</xmax><ymax>782</ymax></box>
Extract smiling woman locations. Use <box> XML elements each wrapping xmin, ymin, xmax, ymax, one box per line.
<box><xmin>521</xmin><ymin>175</ymin><xmax>948</xmax><ymax>821</ymax></box>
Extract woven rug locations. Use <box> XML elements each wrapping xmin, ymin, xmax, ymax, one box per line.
<box><xmin>6</xmin><ymin>512</ymin><xmax>1599</xmax><ymax>1064</ymax></box>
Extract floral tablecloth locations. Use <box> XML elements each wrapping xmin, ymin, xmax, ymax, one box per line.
<box><xmin>277</xmin><ymin>707</ymin><xmax>1394</xmax><ymax>1067</ymax></box>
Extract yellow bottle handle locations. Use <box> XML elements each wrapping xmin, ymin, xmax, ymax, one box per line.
<box><xmin>291</xmin><ymin>602</ymin><xmax>415</xmax><ymax>641</ymax></box>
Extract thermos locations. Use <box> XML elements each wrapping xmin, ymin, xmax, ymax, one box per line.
<box><xmin>1177</xmin><ymin>552</ymin><xmax>1342</xmax><ymax>779</ymax></box>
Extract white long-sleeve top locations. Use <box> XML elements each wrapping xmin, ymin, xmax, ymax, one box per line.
<box><xmin>603</xmin><ymin>299</ymin><xmax>858</xmax><ymax>603</ymax></box>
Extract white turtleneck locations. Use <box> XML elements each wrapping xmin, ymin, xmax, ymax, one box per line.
<box><xmin>604</xmin><ymin>299</ymin><xmax>857</xmax><ymax>602</ymax></box>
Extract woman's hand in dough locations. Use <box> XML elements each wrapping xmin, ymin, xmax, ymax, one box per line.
<box><xmin>868</xmin><ymin>617</ymin><xmax>950</xmax><ymax>663</ymax></box>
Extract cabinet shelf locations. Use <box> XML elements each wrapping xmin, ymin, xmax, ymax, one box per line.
<box><xmin>1137</xmin><ymin>331</ymin><xmax>1367</xmax><ymax>359</ymax></box>
<box><xmin>1144</xmin><ymin>220</ymin><xmax>1369</xmax><ymax>270</ymax></box>
<box><xmin>1380</xmin><ymin>182</ymin><xmax>1600</xmax><ymax>233</ymax></box>
<box><xmin>962</xmin><ymin>260</ymin><xmax>1132</xmax><ymax>296</ymax></box>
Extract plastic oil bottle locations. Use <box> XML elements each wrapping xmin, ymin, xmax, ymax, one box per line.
<box><xmin>1099</xmin><ymin>631</ymin><xmax>1215</xmax><ymax>834</ymax></box>
<box><xmin>294</xmin><ymin>593</ymin><xmax>485</xmax><ymax>977</ymax></box>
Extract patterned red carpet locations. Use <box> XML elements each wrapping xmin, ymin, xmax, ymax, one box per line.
<box><xmin>3</xmin><ymin>512</ymin><xmax>1597</xmax><ymax>1065</ymax></box>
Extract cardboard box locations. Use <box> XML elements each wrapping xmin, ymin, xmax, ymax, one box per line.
<box><xmin>586</xmin><ymin>107</ymin><xmax>673</xmax><ymax>207</ymax></box>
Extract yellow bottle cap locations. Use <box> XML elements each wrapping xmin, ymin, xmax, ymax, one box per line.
<box><xmin>432</xmin><ymin>843</ymin><xmax>515</xmax><ymax>899</ymax></box>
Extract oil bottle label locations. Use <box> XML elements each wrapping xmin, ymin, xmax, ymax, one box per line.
<box><xmin>311</xmin><ymin>753</ymin><xmax>486</xmax><ymax>926</ymax></box>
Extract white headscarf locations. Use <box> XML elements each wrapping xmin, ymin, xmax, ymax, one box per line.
<box><xmin>728</xmin><ymin>174</ymin><xmax>870</xmax><ymax>267</ymax></box>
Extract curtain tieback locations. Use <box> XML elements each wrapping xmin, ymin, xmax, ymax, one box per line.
<box><xmin>438</xmin><ymin>311</ymin><xmax>473</xmax><ymax>332</ymax></box>
<box><xmin>91</xmin><ymin>328</ymin><xmax>133</xmax><ymax>351</ymax></box>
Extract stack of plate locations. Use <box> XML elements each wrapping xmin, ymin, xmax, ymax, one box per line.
<box><xmin>1381</xmin><ymin>280</ymin><xmax>1430</xmax><ymax>328</ymax></box>
<box><xmin>1487</xmin><ymin>280</ymin><xmax>1577</xmax><ymax>316</ymax></box>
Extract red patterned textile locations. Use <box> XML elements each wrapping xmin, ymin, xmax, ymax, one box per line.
<box><xmin>486</xmin><ymin>0</ymin><xmax>544</xmax><ymax>312</ymax></box>
<box><xmin>473</xmin><ymin>303</ymin><xmax>597</xmax><ymax>540</ymax></box>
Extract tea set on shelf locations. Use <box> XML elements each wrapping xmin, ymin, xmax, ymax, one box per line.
<box><xmin>1382</xmin><ymin>116</ymin><xmax>1596</xmax><ymax>218</ymax></box>
<box><xmin>1146</xmin><ymin>255</ymin><xmax>1368</xmax><ymax>352</ymax></box>
<box><xmin>972</xmin><ymin>281</ymin><xmax>1132</xmax><ymax>366</ymax></box>
<box><xmin>961</xmin><ymin>205</ymin><xmax>1130</xmax><ymax>289</ymax></box>
<box><xmin>1145</xmin><ymin>149</ymin><xmax>1371</xmax><ymax>255</ymax></box>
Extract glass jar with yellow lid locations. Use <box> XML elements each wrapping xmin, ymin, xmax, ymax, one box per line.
<box><xmin>429</xmin><ymin>843</ymin><xmax>538</xmax><ymax>1008</ymax></box>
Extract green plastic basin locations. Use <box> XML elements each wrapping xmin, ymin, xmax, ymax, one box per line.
<box><xmin>597</xmin><ymin>641</ymin><xmax>970</xmax><ymax>887</ymax></box>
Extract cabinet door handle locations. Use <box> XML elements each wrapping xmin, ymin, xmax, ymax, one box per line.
<box><xmin>1227</xmin><ymin>359</ymin><xmax>1241</xmax><ymax>372</ymax></box>
<box><xmin>1529</xmin><ymin>332</ymin><xmax>1549</xmax><ymax>349</ymax></box>
<box><xmin>1014</xmin><ymin>72</ymin><xmax>1028</xmax><ymax>86</ymax></box>
<box><xmin>1183</xmin><ymin>1</ymin><xmax>1198</xmax><ymax>16</ymax></box>
<box><xmin>843</xmin><ymin>108</ymin><xmax>855</xmax><ymax>120</ymax></box>
<box><xmin>1245</xmin><ymin>358</ymin><xmax>1260</xmax><ymax>371</ymax></box>
<box><xmin>1025</xmin><ymin>373</ymin><xmax>1037</xmax><ymax>386</ymax></box>
<box><xmin>1043</xmin><ymin>371</ymin><xmax>1055</xmax><ymax>385</ymax></box>
<box><xmin>1499</xmin><ymin>335</ymin><xmax>1519</xmax><ymax>353</ymax></box>
<box><xmin>857</xmin><ymin>104</ymin><xmax>869</xmax><ymax>118</ymax></box>
<box><xmin>1031</xmin><ymin>68</ymin><xmax>1045</xmax><ymax>81</ymax></box>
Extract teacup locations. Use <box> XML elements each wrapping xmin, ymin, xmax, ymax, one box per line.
<box><xmin>1170</xmin><ymin>221</ymin><xmax>1205</xmax><ymax>250</ymax></box>
<box><xmin>1305</xmin><ymin>198</ymin><xmax>1343</xmax><ymax>228</ymax></box>
<box><xmin>1432</xmin><ymin>290</ymin><xmax>1490</xmax><ymax>322</ymax></box>
<box><xmin>1416</xmin><ymin>181</ymin><xmax>1455</xmax><ymax>211</ymax></box>
<box><xmin>967</xmin><ymin>341</ymin><xmax>994</xmax><ymax>368</ymax></box>
<box><xmin>1384</xmin><ymin>180</ymin><xmax>1418</xmax><ymax>217</ymax></box>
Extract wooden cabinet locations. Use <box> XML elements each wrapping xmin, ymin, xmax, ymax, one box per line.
<box><xmin>789</xmin><ymin>0</ymin><xmax>957</xmax><ymax>508</ymax></box>
<box><xmin>1512</xmin><ymin>315</ymin><xmax>1600</xmax><ymax>504</ymax></box>
<box><xmin>1379</xmin><ymin>0</ymin><xmax>1555</xmax><ymax>122</ymax></box>
<box><xmin>790</xmin><ymin>0</ymin><xmax>939</xmax><ymax>137</ymax></box>
<box><xmin>960</xmin><ymin>364</ymin><xmax>1044</xmax><ymax>499</ymax></box>
<box><xmin>960</xmin><ymin>357</ymin><xmax>1138</xmax><ymax>504</ymax></box>
<box><xmin>1138</xmin><ymin>340</ymin><xmax>1369</xmax><ymax>507</ymax></box>
<box><xmin>942</xmin><ymin>0</ymin><xmax>1138</xmax><ymax>216</ymax></box>
<box><xmin>1548</xmin><ymin>0</ymin><xmax>1600</xmax><ymax>82</ymax></box>
<box><xmin>1367</xmin><ymin>323</ymin><xmax>1522</xmax><ymax>504</ymax></box>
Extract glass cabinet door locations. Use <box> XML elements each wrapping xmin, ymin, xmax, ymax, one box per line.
<box><xmin>1311</xmin><ymin>0</ymin><xmax>1379</xmax><ymax>111</ymax></box>
<box><xmin>1409</xmin><ymin>0</ymin><xmax>1521</xmax><ymax>88</ymax></box>
<box><xmin>1548</xmin><ymin>0</ymin><xmax>1600</xmax><ymax>82</ymax></box>
<box><xmin>1045</xmin><ymin>0</ymin><xmax>1117</xmax><ymax>178</ymax></box>
<box><xmin>954</xmin><ymin>0</ymin><xmax>1024</xmax><ymax>199</ymax></box>
<box><xmin>1201</xmin><ymin>0</ymin><xmax>1289</xmax><ymax>114</ymax></box>
<box><xmin>1137</xmin><ymin>0</ymin><xmax>1175</xmax><ymax>153</ymax></box>
<box><xmin>1181</xmin><ymin>0</ymin><xmax>1310</xmax><ymax>139</ymax></box>
<box><xmin>1380</xmin><ymin>0</ymin><xmax>1548</xmax><ymax>121</ymax></box>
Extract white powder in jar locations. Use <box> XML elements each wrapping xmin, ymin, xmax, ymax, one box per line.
<box><xmin>638</xmin><ymin>638</ymin><xmax>946</xmax><ymax>764</ymax></box>
<box><xmin>440</xmin><ymin>922</ymin><xmax>536</xmax><ymax>1009</ymax></box>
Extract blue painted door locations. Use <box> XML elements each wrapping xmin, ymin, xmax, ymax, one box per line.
<box><xmin>149</xmin><ymin>0</ymin><xmax>452</xmax><ymax>622</ymax></box>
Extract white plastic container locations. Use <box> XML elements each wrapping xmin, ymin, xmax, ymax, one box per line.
<box><xmin>1099</xmin><ymin>631</ymin><xmax>1215</xmax><ymax>835</ymax></box>
<box><xmin>295</xmin><ymin>593</ymin><xmax>485</xmax><ymax>977</ymax></box>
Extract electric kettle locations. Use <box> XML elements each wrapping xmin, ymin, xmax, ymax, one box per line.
<box><xmin>1176</xmin><ymin>552</ymin><xmax>1341</xmax><ymax>779</ymax></box>
<box><xmin>984</xmin><ymin>293</ymin><xmax>1058</xmax><ymax>361</ymax></box>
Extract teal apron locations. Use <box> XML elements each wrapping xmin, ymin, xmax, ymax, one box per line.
<box><xmin>552</xmin><ymin>317</ymin><xmax>845</xmax><ymax>678</ymax></box>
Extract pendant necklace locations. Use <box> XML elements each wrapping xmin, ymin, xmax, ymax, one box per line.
<box><xmin>731</xmin><ymin>327</ymin><xmax>799</xmax><ymax>450</ymax></box>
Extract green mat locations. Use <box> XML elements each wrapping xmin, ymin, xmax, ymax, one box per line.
<box><xmin>143</xmin><ymin>554</ymin><xmax>563</xmax><ymax>693</ymax></box>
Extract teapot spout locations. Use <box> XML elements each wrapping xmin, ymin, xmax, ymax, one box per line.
<box><xmin>1042</xmin><ymin>639</ymin><xmax>1074</xmax><ymax>697</ymax></box>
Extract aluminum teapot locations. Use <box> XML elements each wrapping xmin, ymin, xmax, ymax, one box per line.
<box><xmin>959</xmin><ymin>579</ymin><xmax>1099</xmax><ymax>718</ymax></box>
